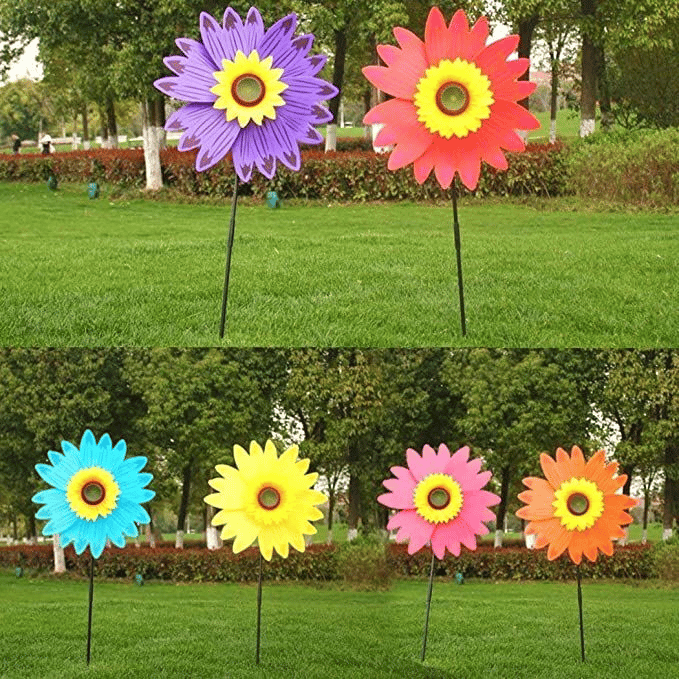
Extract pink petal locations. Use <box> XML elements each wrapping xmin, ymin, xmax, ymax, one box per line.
<box><xmin>374</xmin><ymin>127</ymin><xmax>398</xmax><ymax>147</ymax></box>
<box><xmin>406</xmin><ymin>448</ymin><xmax>429</xmax><ymax>481</ymax></box>
<box><xmin>388</xmin><ymin>509</ymin><xmax>434</xmax><ymax>554</ymax></box>
<box><xmin>413</xmin><ymin>151</ymin><xmax>435</xmax><ymax>184</ymax></box>
<box><xmin>390</xmin><ymin>465</ymin><xmax>416</xmax><ymax>484</ymax></box>
<box><xmin>481</xmin><ymin>146</ymin><xmax>508</xmax><ymax>171</ymax></box>
<box><xmin>376</xmin><ymin>44</ymin><xmax>401</xmax><ymax>66</ymax></box>
<box><xmin>433</xmin><ymin>149</ymin><xmax>456</xmax><ymax>189</ymax></box>
<box><xmin>378</xmin><ymin>478</ymin><xmax>415</xmax><ymax>509</ymax></box>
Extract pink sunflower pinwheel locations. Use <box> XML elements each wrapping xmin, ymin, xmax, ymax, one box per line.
<box><xmin>379</xmin><ymin>444</ymin><xmax>499</xmax><ymax>559</ymax></box>
<box><xmin>363</xmin><ymin>7</ymin><xmax>540</xmax><ymax>190</ymax></box>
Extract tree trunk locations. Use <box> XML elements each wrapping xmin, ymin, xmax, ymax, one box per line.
<box><xmin>205</xmin><ymin>503</ymin><xmax>222</xmax><ymax>550</ymax></box>
<box><xmin>663</xmin><ymin>443</ymin><xmax>678</xmax><ymax>540</ymax></box>
<box><xmin>326</xmin><ymin>488</ymin><xmax>335</xmax><ymax>544</ymax></box>
<box><xmin>494</xmin><ymin>466</ymin><xmax>511</xmax><ymax>548</ymax></box>
<box><xmin>642</xmin><ymin>489</ymin><xmax>650</xmax><ymax>544</ymax></box>
<box><xmin>595</xmin><ymin>44</ymin><xmax>613</xmax><ymax>130</ymax></box>
<box><xmin>549</xmin><ymin>59</ymin><xmax>560</xmax><ymax>143</ymax></box>
<box><xmin>106</xmin><ymin>96</ymin><xmax>118</xmax><ymax>148</ymax></box>
<box><xmin>99</xmin><ymin>108</ymin><xmax>109</xmax><ymax>148</ymax></box>
<box><xmin>325</xmin><ymin>25</ymin><xmax>347</xmax><ymax>152</ymax></box>
<box><xmin>347</xmin><ymin>473</ymin><xmax>361</xmax><ymax>541</ymax></box>
<box><xmin>141</xmin><ymin>100</ymin><xmax>163</xmax><ymax>191</ymax></box>
<box><xmin>82</xmin><ymin>106</ymin><xmax>90</xmax><ymax>150</ymax></box>
<box><xmin>71</xmin><ymin>112</ymin><xmax>79</xmax><ymax>150</ymax></box>
<box><xmin>363</xmin><ymin>86</ymin><xmax>372</xmax><ymax>140</ymax></box>
<box><xmin>176</xmin><ymin>461</ymin><xmax>193</xmax><ymax>549</ymax></box>
<box><xmin>516</xmin><ymin>15</ymin><xmax>540</xmax><ymax>111</ymax></box>
<box><xmin>52</xmin><ymin>534</ymin><xmax>66</xmax><ymax>573</ymax></box>
<box><xmin>580</xmin><ymin>0</ymin><xmax>598</xmax><ymax>137</ymax></box>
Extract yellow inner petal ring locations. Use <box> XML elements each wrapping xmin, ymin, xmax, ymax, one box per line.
<box><xmin>413</xmin><ymin>57</ymin><xmax>494</xmax><ymax>139</ymax></box>
<box><xmin>414</xmin><ymin>473</ymin><xmax>463</xmax><ymax>524</ymax></box>
<box><xmin>211</xmin><ymin>49</ymin><xmax>288</xmax><ymax>128</ymax></box>
<box><xmin>553</xmin><ymin>478</ymin><xmax>605</xmax><ymax>531</ymax></box>
<box><xmin>66</xmin><ymin>467</ymin><xmax>119</xmax><ymax>521</ymax></box>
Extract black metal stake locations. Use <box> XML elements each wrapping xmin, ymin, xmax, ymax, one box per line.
<box><xmin>421</xmin><ymin>553</ymin><xmax>436</xmax><ymax>662</ymax></box>
<box><xmin>219</xmin><ymin>174</ymin><xmax>240</xmax><ymax>339</ymax></box>
<box><xmin>451</xmin><ymin>179</ymin><xmax>467</xmax><ymax>337</ymax></box>
<box><xmin>256</xmin><ymin>553</ymin><xmax>263</xmax><ymax>665</ymax></box>
<box><xmin>577</xmin><ymin>565</ymin><xmax>585</xmax><ymax>662</ymax></box>
<box><xmin>86</xmin><ymin>554</ymin><xmax>95</xmax><ymax>665</ymax></box>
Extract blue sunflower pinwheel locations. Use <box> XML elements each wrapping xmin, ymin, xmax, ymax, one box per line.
<box><xmin>32</xmin><ymin>430</ymin><xmax>155</xmax><ymax>558</ymax></box>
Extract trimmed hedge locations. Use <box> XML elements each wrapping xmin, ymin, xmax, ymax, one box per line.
<box><xmin>0</xmin><ymin>142</ymin><xmax>569</xmax><ymax>201</ymax></box>
<box><xmin>1</xmin><ymin>541</ymin><xmax>654</xmax><ymax>582</ymax></box>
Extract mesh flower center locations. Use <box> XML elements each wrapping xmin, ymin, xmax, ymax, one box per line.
<box><xmin>413</xmin><ymin>58</ymin><xmax>494</xmax><ymax>139</ymax></box>
<box><xmin>553</xmin><ymin>478</ymin><xmax>604</xmax><ymax>531</ymax></box>
<box><xmin>258</xmin><ymin>486</ymin><xmax>281</xmax><ymax>510</ymax></box>
<box><xmin>414</xmin><ymin>473</ymin><xmax>463</xmax><ymax>524</ymax></box>
<box><xmin>211</xmin><ymin>50</ymin><xmax>288</xmax><ymax>128</ymax></box>
<box><xmin>232</xmin><ymin>75</ymin><xmax>265</xmax><ymax>106</ymax></box>
<box><xmin>437</xmin><ymin>83</ymin><xmax>469</xmax><ymax>115</ymax></box>
<box><xmin>66</xmin><ymin>467</ymin><xmax>119</xmax><ymax>521</ymax></box>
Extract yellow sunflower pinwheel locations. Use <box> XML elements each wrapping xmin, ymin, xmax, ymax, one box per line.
<box><xmin>205</xmin><ymin>440</ymin><xmax>326</xmax><ymax>560</ymax></box>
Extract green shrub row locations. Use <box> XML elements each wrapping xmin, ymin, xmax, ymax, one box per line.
<box><xmin>0</xmin><ymin>142</ymin><xmax>569</xmax><ymax>201</ymax></box>
<box><xmin>1</xmin><ymin>541</ymin><xmax>657</xmax><ymax>583</ymax></box>
<box><xmin>567</xmin><ymin>128</ymin><xmax>679</xmax><ymax>207</ymax></box>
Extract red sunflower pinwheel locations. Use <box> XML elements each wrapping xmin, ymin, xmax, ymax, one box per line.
<box><xmin>363</xmin><ymin>7</ymin><xmax>540</xmax><ymax>190</ymax></box>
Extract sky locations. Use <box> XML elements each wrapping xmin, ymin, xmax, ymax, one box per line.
<box><xmin>6</xmin><ymin>39</ymin><xmax>42</xmax><ymax>81</ymax></box>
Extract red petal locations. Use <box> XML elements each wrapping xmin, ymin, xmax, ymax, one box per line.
<box><xmin>490</xmin><ymin>100</ymin><xmax>541</xmax><ymax>132</ymax></box>
<box><xmin>464</xmin><ymin>16</ymin><xmax>490</xmax><ymax>59</ymax></box>
<box><xmin>424</xmin><ymin>6</ymin><xmax>449</xmax><ymax>65</ymax></box>
<box><xmin>445</xmin><ymin>9</ymin><xmax>469</xmax><ymax>61</ymax></box>
<box><xmin>475</xmin><ymin>35</ymin><xmax>520</xmax><ymax>76</ymax></box>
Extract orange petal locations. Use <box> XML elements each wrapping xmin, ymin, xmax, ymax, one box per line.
<box><xmin>569</xmin><ymin>446</ymin><xmax>586</xmax><ymax>477</ymax></box>
<box><xmin>547</xmin><ymin>527</ymin><xmax>572</xmax><ymax>561</ymax></box>
<box><xmin>566</xmin><ymin>531</ymin><xmax>586</xmax><ymax>565</ymax></box>
<box><xmin>556</xmin><ymin>447</ymin><xmax>574</xmax><ymax>478</ymax></box>
<box><xmin>539</xmin><ymin>452</ymin><xmax>565</xmax><ymax>489</ymax></box>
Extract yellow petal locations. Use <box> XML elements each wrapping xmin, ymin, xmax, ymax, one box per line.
<box><xmin>258</xmin><ymin>532</ymin><xmax>274</xmax><ymax>561</ymax></box>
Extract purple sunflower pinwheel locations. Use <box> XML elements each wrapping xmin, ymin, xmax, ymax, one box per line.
<box><xmin>154</xmin><ymin>7</ymin><xmax>338</xmax><ymax>181</ymax></box>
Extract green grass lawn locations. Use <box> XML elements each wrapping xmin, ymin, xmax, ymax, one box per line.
<box><xmin>1</xmin><ymin>182</ymin><xmax>677</xmax><ymax>346</ymax></box>
<box><xmin>1</xmin><ymin>571</ymin><xmax>677</xmax><ymax>679</ymax></box>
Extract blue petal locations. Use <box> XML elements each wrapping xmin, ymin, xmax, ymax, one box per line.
<box><xmin>60</xmin><ymin>532</ymin><xmax>76</xmax><ymax>550</ymax></box>
<box><xmin>136</xmin><ymin>472</ymin><xmax>153</xmax><ymax>488</ymax></box>
<box><xmin>109</xmin><ymin>439</ymin><xmax>127</xmax><ymax>469</ymax></box>
<box><xmin>80</xmin><ymin>430</ymin><xmax>97</xmax><ymax>466</ymax></box>
<box><xmin>89</xmin><ymin>521</ymin><xmax>107</xmax><ymax>558</ymax></box>
<box><xmin>61</xmin><ymin>439</ymin><xmax>83</xmax><ymax>464</ymax></box>
<box><xmin>36</xmin><ymin>505</ymin><xmax>53</xmax><ymax>520</ymax></box>
<box><xmin>35</xmin><ymin>463</ymin><xmax>70</xmax><ymax>491</ymax></box>
<box><xmin>125</xmin><ymin>522</ymin><xmax>139</xmax><ymax>539</ymax></box>
<box><xmin>117</xmin><ymin>497</ymin><xmax>150</xmax><ymax>525</ymax></box>
<box><xmin>47</xmin><ymin>451</ymin><xmax>64</xmax><ymax>466</ymax></box>
<box><xmin>32</xmin><ymin>488</ymin><xmax>62</xmax><ymax>505</ymax></box>
<box><xmin>110</xmin><ymin>532</ymin><xmax>126</xmax><ymax>548</ymax></box>
<box><xmin>114</xmin><ymin>458</ymin><xmax>149</xmax><ymax>488</ymax></box>
<box><xmin>73</xmin><ymin>531</ymin><xmax>90</xmax><ymax>554</ymax></box>
<box><xmin>125</xmin><ymin>488</ymin><xmax>155</xmax><ymax>504</ymax></box>
<box><xmin>46</xmin><ymin>504</ymin><xmax>78</xmax><ymax>533</ymax></box>
<box><xmin>92</xmin><ymin>432</ymin><xmax>112</xmax><ymax>467</ymax></box>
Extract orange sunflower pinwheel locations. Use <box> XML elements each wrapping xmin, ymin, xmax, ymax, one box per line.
<box><xmin>516</xmin><ymin>446</ymin><xmax>637</xmax><ymax>565</ymax></box>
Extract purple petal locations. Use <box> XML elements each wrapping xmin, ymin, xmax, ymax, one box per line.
<box><xmin>175</xmin><ymin>37</ymin><xmax>218</xmax><ymax>71</ymax></box>
<box><xmin>236</xmin><ymin>125</ymin><xmax>278</xmax><ymax>179</ymax></box>
<box><xmin>231</xmin><ymin>133</ymin><xmax>254</xmax><ymax>182</ymax></box>
<box><xmin>242</xmin><ymin>7</ymin><xmax>265</xmax><ymax>53</ymax></box>
<box><xmin>195</xmin><ymin>118</ymin><xmax>240</xmax><ymax>172</ymax></box>
<box><xmin>306</xmin><ymin>54</ymin><xmax>328</xmax><ymax>76</ymax></box>
<box><xmin>200</xmin><ymin>11</ymin><xmax>239</xmax><ymax>66</ymax></box>
<box><xmin>258</xmin><ymin>13</ymin><xmax>297</xmax><ymax>63</ymax></box>
<box><xmin>283</xmin><ymin>76</ymin><xmax>338</xmax><ymax>101</ymax></box>
<box><xmin>221</xmin><ymin>7</ymin><xmax>247</xmax><ymax>58</ymax></box>
<box><xmin>154</xmin><ymin>76</ymin><xmax>216</xmax><ymax>104</ymax></box>
<box><xmin>273</xmin><ymin>34</ymin><xmax>314</xmax><ymax>71</ymax></box>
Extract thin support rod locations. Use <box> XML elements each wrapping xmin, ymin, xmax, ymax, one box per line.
<box><xmin>256</xmin><ymin>553</ymin><xmax>263</xmax><ymax>665</ymax></box>
<box><xmin>219</xmin><ymin>174</ymin><xmax>240</xmax><ymax>339</ymax></box>
<box><xmin>451</xmin><ymin>179</ymin><xmax>467</xmax><ymax>337</ymax></box>
<box><xmin>421</xmin><ymin>553</ymin><xmax>436</xmax><ymax>662</ymax></box>
<box><xmin>577</xmin><ymin>565</ymin><xmax>586</xmax><ymax>662</ymax></box>
<box><xmin>86</xmin><ymin>554</ymin><xmax>95</xmax><ymax>665</ymax></box>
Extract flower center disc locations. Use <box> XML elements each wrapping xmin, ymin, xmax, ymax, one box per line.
<box><xmin>436</xmin><ymin>83</ymin><xmax>469</xmax><ymax>116</ymax></box>
<box><xmin>258</xmin><ymin>486</ymin><xmax>281</xmax><ymax>510</ymax></box>
<box><xmin>567</xmin><ymin>492</ymin><xmax>590</xmax><ymax>516</ymax></box>
<box><xmin>232</xmin><ymin>75</ymin><xmax>265</xmax><ymax>107</ymax></box>
<box><xmin>81</xmin><ymin>481</ymin><xmax>105</xmax><ymax>506</ymax></box>
<box><xmin>428</xmin><ymin>487</ymin><xmax>451</xmax><ymax>510</ymax></box>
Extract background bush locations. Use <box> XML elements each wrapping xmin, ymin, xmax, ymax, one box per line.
<box><xmin>566</xmin><ymin>128</ymin><xmax>679</xmax><ymax>207</ymax></box>
<box><xmin>0</xmin><ymin>142</ymin><xmax>569</xmax><ymax>201</ymax></box>
<box><xmin>0</xmin><ymin>541</ymin><xmax>656</xmax><ymax>583</ymax></box>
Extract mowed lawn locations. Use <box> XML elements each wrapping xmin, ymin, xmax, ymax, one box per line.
<box><xmin>1</xmin><ymin>182</ymin><xmax>676</xmax><ymax>346</ymax></box>
<box><xmin>1</xmin><ymin>572</ymin><xmax>678</xmax><ymax>679</ymax></box>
